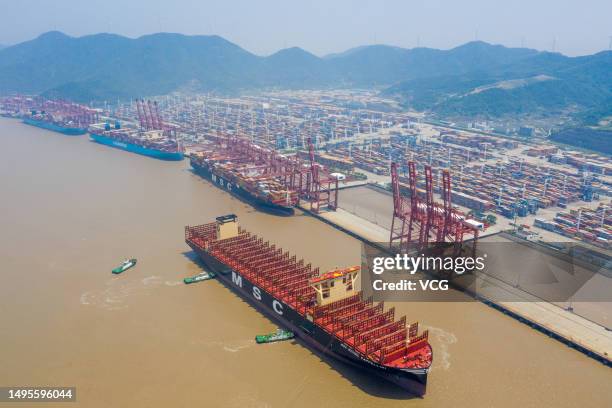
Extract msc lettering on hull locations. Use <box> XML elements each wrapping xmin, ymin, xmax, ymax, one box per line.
<box><xmin>231</xmin><ymin>271</ymin><xmax>284</xmax><ymax>316</ymax></box>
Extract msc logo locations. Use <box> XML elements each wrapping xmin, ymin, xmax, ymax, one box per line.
<box><xmin>231</xmin><ymin>271</ymin><xmax>242</xmax><ymax>287</ymax></box>
<box><xmin>231</xmin><ymin>272</ymin><xmax>283</xmax><ymax>316</ymax></box>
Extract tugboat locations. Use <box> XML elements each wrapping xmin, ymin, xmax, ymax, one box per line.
<box><xmin>112</xmin><ymin>258</ymin><xmax>137</xmax><ymax>274</ymax></box>
<box><xmin>183</xmin><ymin>271</ymin><xmax>216</xmax><ymax>284</ymax></box>
<box><xmin>255</xmin><ymin>329</ymin><xmax>295</xmax><ymax>344</ymax></box>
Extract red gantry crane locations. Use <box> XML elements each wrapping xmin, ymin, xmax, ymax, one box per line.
<box><xmin>307</xmin><ymin>137</ymin><xmax>338</xmax><ymax>213</ymax></box>
<box><xmin>390</xmin><ymin>161</ymin><xmax>483</xmax><ymax>255</ymax></box>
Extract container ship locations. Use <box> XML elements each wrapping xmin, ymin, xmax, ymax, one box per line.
<box><xmin>89</xmin><ymin>122</ymin><xmax>184</xmax><ymax>161</ymax></box>
<box><xmin>185</xmin><ymin>215</ymin><xmax>432</xmax><ymax>395</ymax></box>
<box><xmin>23</xmin><ymin>112</ymin><xmax>89</xmax><ymax>135</ymax></box>
<box><xmin>190</xmin><ymin>154</ymin><xmax>298</xmax><ymax>216</ymax></box>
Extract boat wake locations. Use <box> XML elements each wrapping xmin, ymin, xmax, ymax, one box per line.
<box><xmin>141</xmin><ymin>276</ymin><xmax>162</xmax><ymax>285</ymax></box>
<box><xmin>191</xmin><ymin>339</ymin><xmax>254</xmax><ymax>353</ymax></box>
<box><xmin>80</xmin><ymin>285</ymin><xmax>130</xmax><ymax>311</ymax></box>
<box><xmin>80</xmin><ymin>275</ymin><xmax>166</xmax><ymax>310</ymax></box>
<box><xmin>223</xmin><ymin>341</ymin><xmax>253</xmax><ymax>353</ymax></box>
<box><xmin>427</xmin><ymin>326</ymin><xmax>457</xmax><ymax>371</ymax></box>
<box><xmin>228</xmin><ymin>392</ymin><xmax>271</xmax><ymax>408</ymax></box>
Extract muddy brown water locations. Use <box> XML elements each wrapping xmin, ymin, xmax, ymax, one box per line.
<box><xmin>1</xmin><ymin>117</ymin><xmax>610</xmax><ymax>407</ymax></box>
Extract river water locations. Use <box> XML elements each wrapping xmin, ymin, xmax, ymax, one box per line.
<box><xmin>0</xmin><ymin>117</ymin><xmax>610</xmax><ymax>407</ymax></box>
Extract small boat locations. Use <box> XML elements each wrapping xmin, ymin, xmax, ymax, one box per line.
<box><xmin>183</xmin><ymin>271</ymin><xmax>216</xmax><ymax>284</ymax></box>
<box><xmin>112</xmin><ymin>258</ymin><xmax>137</xmax><ymax>274</ymax></box>
<box><xmin>255</xmin><ymin>329</ymin><xmax>295</xmax><ymax>344</ymax></box>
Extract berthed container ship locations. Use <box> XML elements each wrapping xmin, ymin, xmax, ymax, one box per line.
<box><xmin>21</xmin><ymin>102</ymin><xmax>98</xmax><ymax>135</ymax></box>
<box><xmin>4</xmin><ymin>98</ymin><xmax>99</xmax><ymax>135</ymax></box>
<box><xmin>89</xmin><ymin>122</ymin><xmax>184</xmax><ymax>161</ymax></box>
<box><xmin>185</xmin><ymin>215</ymin><xmax>432</xmax><ymax>395</ymax></box>
<box><xmin>23</xmin><ymin>115</ymin><xmax>88</xmax><ymax>135</ymax></box>
<box><xmin>190</xmin><ymin>154</ymin><xmax>298</xmax><ymax>216</ymax></box>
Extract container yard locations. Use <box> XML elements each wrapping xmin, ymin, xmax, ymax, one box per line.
<box><xmin>535</xmin><ymin>202</ymin><xmax>611</xmax><ymax>249</ymax></box>
<box><xmin>552</xmin><ymin>150</ymin><xmax>612</xmax><ymax>176</ymax></box>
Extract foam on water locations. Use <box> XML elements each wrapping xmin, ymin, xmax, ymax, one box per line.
<box><xmin>427</xmin><ymin>326</ymin><xmax>458</xmax><ymax>371</ymax></box>
<box><xmin>80</xmin><ymin>275</ymin><xmax>166</xmax><ymax>310</ymax></box>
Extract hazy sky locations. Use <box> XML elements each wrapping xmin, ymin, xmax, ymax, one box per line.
<box><xmin>1</xmin><ymin>0</ymin><xmax>610</xmax><ymax>56</ymax></box>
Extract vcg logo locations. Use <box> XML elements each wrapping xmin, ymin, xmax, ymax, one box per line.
<box><xmin>232</xmin><ymin>272</ymin><xmax>283</xmax><ymax>316</ymax></box>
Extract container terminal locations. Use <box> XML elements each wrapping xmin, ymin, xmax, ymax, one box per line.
<box><xmin>3</xmin><ymin>90</ymin><xmax>609</xmax><ymax>256</ymax></box>
<box><xmin>145</xmin><ymin>92</ymin><xmax>611</xmax><ymax>249</ymax></box>
<box><xmin>2</xmin><ymin>91</ymin><xmax>610</xmax><ymax>367</ymax></box>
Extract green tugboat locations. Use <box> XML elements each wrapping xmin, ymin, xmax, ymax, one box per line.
<box><xmin>112</xmin><ymin>258</ymin><xmax>137</xmax><ymax>274</ymax></box>
<box><xmin>255</xmin><ymin>328</ymin><xmax>295</xmax><ymax>344</ymax></box>
<box><xmin>183</xmin><ymin>271</ymin><xmax>216</xmax><ymax>284</ymax></box>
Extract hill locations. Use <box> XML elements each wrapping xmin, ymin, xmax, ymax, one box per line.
<box><xmin>0</xmin><ymin>31</ymin><xmax>260</xmax><ymax>100</ymax></box>
<box><xmin>383</xmin><ymin>50</ymin><xmax>612</xmax><ymax>120</ymax></box>
<box><xmin>0</xmin><ymin>32</ymin><xmax>544</xmax><ymax>101</ymax></box>
<box><xmin>550</xmin><ymin>128</ymin><xmax>612</xmax><ymax>155</ymax></box>
<box><xmin>0</xmin><ymin>32</ymin><xmax>609</xmax><ymax>125</ymax></box>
